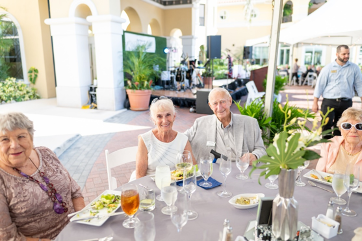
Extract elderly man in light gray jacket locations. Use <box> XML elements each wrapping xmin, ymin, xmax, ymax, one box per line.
<box><xmin>184</xmin><ymin>88</ymin><xmax>266</xmax><ymax>163</ymax></box>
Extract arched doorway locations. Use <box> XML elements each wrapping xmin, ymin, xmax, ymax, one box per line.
<box><xmin>148</xmin><ymin>19</ymin><xmax>161</xmax><ymax>36</ymax></box>
<box><xmin>170</xmin><ymin>28</ymin><xmax>183</xmax><ymax>67</ymax></box>
<box><xmin>122</xmin><ymin>7</ymin><xmax>142</xmax><ymax>33</ymax></box>
<box><xmin>282</xmin><ymin>1</ymin><xmax>293</xmax><ymax>23</ymax></box>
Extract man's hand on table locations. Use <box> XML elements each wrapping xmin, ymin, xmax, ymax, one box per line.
<box><xmin>244</xmin><ymin>153</ymin><xmax>257</xmax><ymax>165</ymax></box>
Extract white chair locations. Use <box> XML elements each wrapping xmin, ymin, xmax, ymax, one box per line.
<box><xmin>245</xmin><ymin>80</ymin><xmax>265</xmax><ymax>106</ymax></box>
<box><xmin>308</xmin><ymin>72</ymin><xmax>318</xmax><ymax>87</ymax></box>
<box><xmin>105</xmin><ymin>146</ymin><xmax>138</xmax><ymax>190</ymax></box>
<box><xmin>279</xmin><ymin>71</ymin><xmax>288</xmax><ymax>77</ymax></box>
<box><xmin>311</xmin><ymin>73</ymin><xmax>318</xmax><ymax>88</ymax></box>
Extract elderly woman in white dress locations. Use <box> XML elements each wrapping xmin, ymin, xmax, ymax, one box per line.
<box><xmin>133</xmin><ymin>97</ymin><xmax>195</xmax><ymax>180</ymax></box>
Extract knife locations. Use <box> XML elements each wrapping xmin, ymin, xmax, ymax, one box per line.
<box><xmin>71</xmin><ymin>211</ymin><xmax>125</xmax><ymax>222</ymax></box>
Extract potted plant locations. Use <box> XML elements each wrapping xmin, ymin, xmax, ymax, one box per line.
<box><xmin>249</xmin><ymin>104</ymin><xmax>333</xmax><ymax>240</ymax></box>
<box><xmin>201</xmin><ymin>65</ymin><xmax>214</xmax><ymax>88</ymax></box>
<box><xmin>123</xmin><ymin>44</ymin><xmax>163</xmax><ymax>111</ymax></box>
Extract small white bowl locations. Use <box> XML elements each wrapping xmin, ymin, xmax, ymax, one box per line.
<box><xmin>228</xmin><ymin>193</ymin><xmax>265</xmax><ymax>209</ymax></box>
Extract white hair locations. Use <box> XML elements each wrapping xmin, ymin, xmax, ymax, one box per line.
<box><xmin>149</xmin><ymin>98</ymin><xmax>176</xmax><ymax>120</ymax></box>
<box><xmin>0</xmin><ymin>112</ymin><xmax>35</xmax><ymax>140</ymax></box>
<box><xmin>208</xmin><ymin>88</ymin><xmax>231</xmax><ymax>102</ymax></box>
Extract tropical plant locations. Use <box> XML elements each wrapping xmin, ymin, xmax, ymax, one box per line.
<box><xmin>0</xmin><ymin>77</ymin><xmax>40</xmax><ymax>103</ymax></box>
<box><xmin>283</xmin><ymin>3</ymin><xmax>293</xmax><ymax>17</ymax></box>
<box><xmin>249</xmin><ymin>104</ymin><xmax>333</xmax><ymax>183</ymax></box>
<box><xmin>28</xmin><ymin>67</ymin><xmax>38</xmax><ymax>85</ymax></box>
<box><xmin>262</xmin><ymin>75</ymin><xmax>288</xmax><ymax>95</ymax></box>
<box><xmin>123</xmin><ymin>44</ymin><xmax>164</xmax><ymax>90</ymax></box>
<box><xmin>201</xmin><ymin>65</ymin><xmax>213</xmax><ymax>77</ymax></box>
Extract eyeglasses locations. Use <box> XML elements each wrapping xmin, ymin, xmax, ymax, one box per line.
<box><xmin>151</xmin><ymin>96</ymin><xmax>170</xmax><ymax>104</ymax></box>
<box><xmin>340</xmin><ymin>122</ymin><xmax>362</xmax><ymax>131</ymax></box>
<box><xmin>210</xmin><ymin>99</ymin><xmax>227</xmax><ymax>107</ymax></box>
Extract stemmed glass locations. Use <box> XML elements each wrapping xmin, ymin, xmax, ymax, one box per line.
<box><xmin>342</xmin><ymin>164</ymin><xmax>360</xmax><ymax>217</ymax></box>
<box><xmin>331</xmin><ymin>170</ymin><xmax>347</xmax><ymax>205</ymax></box>
<box><xmin>175</xmin><ymin>150</ymin><xmax>193</xmax><ymax>192</ymax></box>
<box><xmin>295</xmin><ymin>161</ymin><xmax>310</xmax><ymax>186</ymax></box>
<box><xmin>265</xmin><ymin>168</ymin><xmax>278</xmax><ymax>189</ymax></box>
<box><xmin>236</xmin><ymin>152</ymin><xmax>250</xmax><ymax>180</ymax></box>
<box><xmin>121</xmin><ymin>183</ymin><xmax>140</xmax><ymax>228</ymax></box>
<box><xmin>199</xmin><ymin>156</ymin><xmax>213</xmax><ymax>187</ymax></box>
<box><xmin>134</xmin><ymin>212</ymin><xmax>156</xmax><ymax>241</ymax></box>
<box><xmin>183</xmin><ymin>167</ymin><xmax>198</xmax><ymax>220</ymax></box>
<box><xmin>155</xmin><ymin>165</ymin><xmax>171</xmax><ymax>201</ymax></box>
<box><xmin>217</xmin><ymin>155</ymin><xmax>232</xmax><ymax>198</ymax></box>
<box><xmin>171</xmin><ymin>192</ymin><xmax>188</xmax><ymax>233</ymax></box>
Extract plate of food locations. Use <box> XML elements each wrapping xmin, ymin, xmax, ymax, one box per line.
<box><xmin>229</xmin><ymin>193</ymin><xmax>265</xmax><ymax>209</ymax></box>
<box><xmin>304</xmin><ymin>170</ymin><xmax>362</xmax><ymax>194</ymax></box>
<box><xmin>170</xmin><ymin>168</ymin><xmax>202</xmax><ymax>181</ymax></box>
<box><xmin>70</xmin><ymin>190</ymin><xmax>123</xmax><ymax>226</ymax></box>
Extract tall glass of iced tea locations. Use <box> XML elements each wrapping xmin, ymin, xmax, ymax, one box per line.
<box><xmin>121</xmin><ymin>183</ymin><xmax>140</xmax><ymax>228</ymax></box>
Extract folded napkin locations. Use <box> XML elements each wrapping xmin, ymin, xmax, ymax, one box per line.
<box><xmin>197</xmin><ymin>177</ymin><xmax>222</xmax><ymax>189</ymax></box>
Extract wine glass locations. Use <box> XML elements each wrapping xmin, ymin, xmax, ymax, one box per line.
<box><xmin>331</xmin><ymin>170</ymin><xmax>347</xmax><ymax>205</ymax></box>
<box><xmin>161</xmin><ymin>180</ymin><xmax>178</xmax><ymax>215</ymax></box>
<box><xmin>217</xmin><ymin>155</ymin><xmax>232</xmax><ymax>198</ymax></box>
<box><xmin>342</xmin><ymin>164</ymin><xmax>360</xmax><ymax>217</ymax></box>
<box><xmin>236</xmin><ymin>152</ymin><xmax>250</xmax><ymax>180</ymax></box>
<box><xmin>199</xmin><ymin>156</ymin><xmax>213</xmax><ymax>187</ymax></box>
<box><xmin>155</xmin><ymin>165</ymin><xmax>171</xmax><ymax>201</ymax></box>
<box><xmin>134</xmin><ymin>212</ymin><xmax>156</xmax><ymax>241</ymax></box>
<box><xmin>295</xmin><ymin>161</ymin><xmax>310</xmax><ymax>186</ymax></box>
<box><xmin>175</xmin><ymin>150</ymin><xmax>193</xmax><ymax>192</ymax></box>
<box><xmin>121</xmin><ymin>183</ymin><xmax>140</xmax><ymax>228</ymax></box>
<box><xmin>183</xmin><ymin>167</ymin><xmax>198</xmax><ymax>220</ymax></box>
<box><xmin>171</xmin><ymin>192</ymin><xmax>188</xmax><ymax>233</ymax></box>
<box><xmin>265</xmin><ymin>168</ymin><xmax>278</xmax><ymax>189</ymax></box>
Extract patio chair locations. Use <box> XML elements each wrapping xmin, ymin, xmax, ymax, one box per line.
<box><xmin>289</xmin><ymin>75</ymin><xmax>297</xmax><ymax>86</ymax></box>
<box><xmin>245</xmin><ymin>80</ymin><xmax>265</xmax><ymax>106</ymax></box>
<box><xmin>309</xmin><ymin>73</ymin><xmax>318</xmax><ymax>87</ymax></box>
<box><xmin>105</xmin><ymin>146</ymin><xmax>138</xmax><ymax>190</ymax></box>
<box><xmin>279</xmin><ymin>71</ymin><xmax>288</xmax><ymax>77</ymax></box>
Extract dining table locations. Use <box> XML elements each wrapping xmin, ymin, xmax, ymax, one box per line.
<box><xmin>56</xmin><ymin>164</ymin><xmax>362</xmax><ymax>241</ymax></box>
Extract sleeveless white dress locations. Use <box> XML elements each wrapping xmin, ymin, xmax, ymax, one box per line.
<box><xmin>129</xmin><ymin>130</ymin><xmax>188</xmax><ymax>181</ymax></box>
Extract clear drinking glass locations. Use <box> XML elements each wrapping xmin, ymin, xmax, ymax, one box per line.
<box><xmin>121</xmin><ymin>183</ymin><xmax>140</xmax><ymax>228</ymax></box>
<box><xmin>342</xmin><ymin>164</ymin><xmax>360</xmax><ymax>217</ymax></box>
<box><xmin>236</xmin><ymin>152</ymin><xmax>250</xmax><ymax>180</ymax></box>
<box><xmin>155</xmin><ymin>165</ymin><xmax>171</xmax><ymax>201</ymax></box>
<box><xmin>265</xmin><ymin>169</ymin><xmax>278</xmax><ymax>189</ymax></box>
<box><xmin>161</xmin><ymin>178</ymin><xmax>178</xmax><ymax>216</ymax></box>
<box><xmin>199</xmin><ymin>156</ymin><xmax>213</xmax><ymax>187</ymax></box>
<box><xmin>139</xmin><ymin>188</ymin><xmax>155</xmax><ymax>211</ymax></box>
<box><xmin>331</xmin><ymin>170</ymin><xmax>347</xmax><ymax>205</ymax></box>
<box><xmin>175</xmin><ymin>150</ymin><xmax>193</xmax><ymax>192</ymax></box>
<box><xmin>295</xmin><ymin>161</ymin><xmax>310</xmax><ymax>186</ymax></box>
<box><xmin>134</xmin><ymin>212</ymin><xmax>156</xmax><ymax>241</ymax></box>
<box><xmin>183</xmin><ymin>167</ymin><xmax>198</xmax><ymax>220</ymax></box>
<box><xmin>217</xmin><ymin>155</ymin><xmax>232</xmax><ymax>198</ymax></box>
<box><xmin>171</xmin><ymin>192</ymin><xmax>188</xmax><ymax>233</ymax></box>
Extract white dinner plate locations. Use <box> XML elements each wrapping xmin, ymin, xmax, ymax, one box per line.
<box><xmin>228</xmin><ymin>193</ymin><xmax>265</xmax><ymax>209</ymax></box>
<box><xmin>70</xmin><ymin>190</ymin><xmax>123</xmax><ymax>226</ymax></box>
<box><xmin>303</xmin><ymin>170</ymin><xmax>362</xmax><ymax>194</ymax></box>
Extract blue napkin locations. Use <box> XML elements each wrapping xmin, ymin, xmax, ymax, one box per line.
<box><xmin>197</xmin><ymin>177</ymin><xmax>222</xmax><ymax>190</ymax></box>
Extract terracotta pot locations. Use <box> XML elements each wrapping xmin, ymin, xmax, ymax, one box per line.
<box><xmin>126</xmin><ymin>89</ymin><xmax>152</xmax><ymax>111</ymax></box>
<box><xmin>202</xmin><ymin>77</ymin><xmax>215</xmax><ymax>88</ymax></box>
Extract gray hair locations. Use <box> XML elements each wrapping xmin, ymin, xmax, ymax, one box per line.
<box><xmin>149</xmin><ymin>98</ymin><xmax>176</xmax><ymax>120</ymax></box>
<box><xmin>337</xmin><ymin>45</ymin><xmax>349</xmax><ymax>53</ymax></box>
<box><xmin>337</xmin><ymin>107</ymin><xmax>362</xmax><ymax>128</ymax></box>
<box><xmin>0</xmin><ymin>112</ymin><xmax>35</xmax><ymax>140</ymax></box>
<box><xmin>208</xmin><ymin>88</ymin><xmax>231</xmax><ymax>102</ymax></box>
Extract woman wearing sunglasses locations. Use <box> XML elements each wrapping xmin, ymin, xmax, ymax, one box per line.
<box><xmin>317</xmin><ymin>107</ymin><xmax>362</xmax><ymax>180</ymax></box>
<box><xmin>0</xmin><ymin>112</ymin><xmax>85</xmax><ymax>241</ymax></box>
<box><xmin>131</xmin><ymin>97</ymin><xmax>195</xmax><ymax>180</ymax></box>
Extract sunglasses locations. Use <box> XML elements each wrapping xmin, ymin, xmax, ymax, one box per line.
<box><xmin>151</xmin><ymin>96</ymin><xmax>170</xmax><ymax>104</ymax></box>
<box><xmin>340</xmin><ymin>122</ymin><xmax>362</xmax><ymax>131</ymax></box>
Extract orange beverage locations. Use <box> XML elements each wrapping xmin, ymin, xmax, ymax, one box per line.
<box><xmin>121</xmin><ymin>189</ymin><xmax>140</xmax><ymax>216</ymax></box>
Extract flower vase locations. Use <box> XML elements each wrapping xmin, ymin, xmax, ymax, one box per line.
<box><xmin>272</xmin><ymin>168</ymin><xmax>298</xmax><ymax>240</ymax></box>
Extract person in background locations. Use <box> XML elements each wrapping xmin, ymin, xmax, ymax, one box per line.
<box><xmin>313</xmin><ymin>44</ymin><xmax>362</xmax><ymax>139</ymax></box>
<box><xmin>184</xmin><ymin>88</ymin><xmax>266</xmax><ymax>164</ymax></box>
<box><xmin>0</xmin><ymin>112</ymin><xmax>85</xmax><ymax>241</ymax></box>
<box><xmin>316</xmin><ymin>108</ymin><xmax>362</xmax><ymax>181</ymax></box>
<box><xmin>302</xmin><ymin>65</ymin><xmax>315</xmax><ymax>82</ymax></box>
<box><xmin>311</xmin><ymin>64</ymin><xmax>316</xmax><ymax>72</ymax></box>
<box><xmin>292</xmin><ymin>58</ymin><xmax>299</xmax><ymax>84</ymax></box>
<box><xmin>316</xmin><ymin>66</ymin><xmax>322</xmax><ymax>76</ymax></box>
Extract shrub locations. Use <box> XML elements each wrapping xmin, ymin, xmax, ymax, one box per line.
<box><xmin>0</xmin><ymin>77</ymin><xmax>40</xmax><ymax>103</ymax></box>
<box><xmin>262</xmin><ymin>75</ymin><xmax>288</xmax><ymax>95</ymax></box>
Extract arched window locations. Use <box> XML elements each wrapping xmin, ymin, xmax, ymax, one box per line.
<box><xmin>147</xmin><ymin>24</ymin><xmax>152</xmax><ymax>35</ymax></box>
<box><xmin>282</xmin><ymin>1</ymin><xmax>293</xmax><ymax>23</ymax></box>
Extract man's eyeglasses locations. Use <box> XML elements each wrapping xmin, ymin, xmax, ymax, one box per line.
<box><xmin>340</xmin><ymin>122</ymin><xmax>362</xmax><ymax>131</ymax></box>
<box><xmin>210</xmin><ymin>100</ymin><xmax>227</xmax><ymax>107</ymax></box>
<box><xmin>151</xmin><ymin>96</ymin><xmax>170</xmax><ymax>104</ymax></box>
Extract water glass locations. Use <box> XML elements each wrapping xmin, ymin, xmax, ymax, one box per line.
<box><xmin>199</xmin><ymin>156</ymin><xmax>213</xmax><ymax>187</ymax></box>
<box><xmin>236</xmin><ymin>152</ymin><xmax>250</xmax><ymax>180</ymax></box>
<box><xmin>295</xmin><ymin>161</ymin><xmax>310</xmax><ymax>186</ymax></box>
<box><xmin>175</xmin><ymin>150</ymin><xmax>193</xmax><ymax>192</ymax></box>
<box><xmin>121</xmin><ymin>183</ymin><xmax>140</xmax><ymax>228</ymax></box>
<box><xmin>265</xmin><ymin>169</ymin><xmax>278</xmax><ymax>189</ymax></box>
<box><xmin>134</xmin><ymin>212</ymin><xmax>156</xmax><ymax>241</ymax></box>
<box><xmin>155</xmin><ymin>165</ymin><xmax>171</xmax><ymax>201</ymax></box>
<box><xmin>139</xmin><ymin>188</ymin><xmax>155</xmax><ymax>211</ymax></box>
<box><xmin>161</xmin><ymin>183</ymin><xmax>177</xmax><ymax>215</ymax></box>
<box><xmin>171</xmin><ymin>192</ymin><xmax>188</xmax><ymax>233</ymax></box>
<box><xmin>342</xmin><ymin>164</ymin><xmax>360</xmax><ymax>217</ymax></box>
<box><xmin>330</xmin><ymin>170</ymin><xmax>347</xmax><ymax>205</ymax></box>
<box><xmin>217</xmin><ymin>155</ymin><xmax>232</xmax><ymax>198</ymax></box>
<box><xmin>183</xmin><ymin>167</ymin><xmax>198</xmax><ymax>220</ymax></box>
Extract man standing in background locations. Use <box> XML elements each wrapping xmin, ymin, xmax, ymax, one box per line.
<box><xmin>292</xmin><ymin>58</ymin><xmax>299</xmax><ymax>84</ymax></box>
<box><xmin>312</xmin><ymin>45</ymin><xmax>362</xmax><ymax>139</ymax></box>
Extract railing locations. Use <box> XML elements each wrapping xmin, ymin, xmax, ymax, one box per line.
<box><xmin>150</xmin><ymin>0</ymin><xmax>191</xmax><ymax>6</ymax></box>
<box><xmin>282</xmin><ymin>15</ymin><xmax>293</xmax><ymax>23</ymax></box>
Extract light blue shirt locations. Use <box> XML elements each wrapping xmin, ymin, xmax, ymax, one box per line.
<box><xmin>314</xmin><ymin>60</ymin><xmax>362</xmax><ymax>99</ymax></box>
